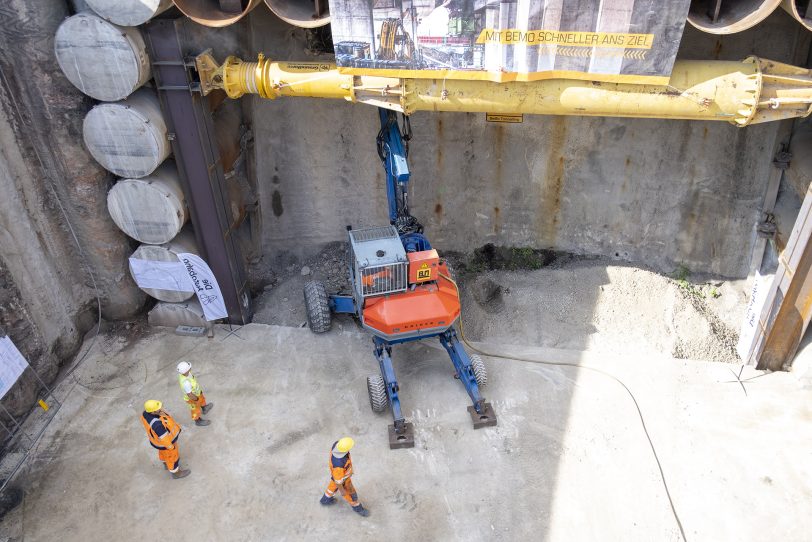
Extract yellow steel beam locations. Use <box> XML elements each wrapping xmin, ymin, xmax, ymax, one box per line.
<box><xmin>195</xmin><ymin>52</ymin><xmax>812</xmax><ymax>126</ymax></box>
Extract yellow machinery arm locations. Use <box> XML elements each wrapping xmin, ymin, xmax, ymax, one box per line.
<box><xmin>196</xmin><ymin>52</ymin><xmax>812</xmax><ymax>126</ymax></box>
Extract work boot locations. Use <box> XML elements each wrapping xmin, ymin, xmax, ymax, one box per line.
<box><xmin>319</xmin><ymin>495</ymin><xmax>336</xmax><ymax>505</ymax></box>
<box><xmin>195</xmin><ymin>418</ymin><xmax>211</xmax><ymax>426</ymax></box>
<box><xmin>202</xmin><ymin>403</ymin><xmax>214</xmax><ymax>415</ymax></box>
<box><xmin>352</xmin><ymin>504</ymin><xmax>370</xmax><ymax>517</ymax></box>
<box><xmin>171</xmin><ymin>468</ymin><xmax>191</xmax><ymax>480</ymax></box>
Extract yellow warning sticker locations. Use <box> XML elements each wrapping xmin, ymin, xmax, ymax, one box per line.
<box><xmin>417</xmin><ymin>268</ymin><xmax>432</xmax><ymax>280</ymax></box>
<box><xmin>486</xmin><ymin>114</ymin><xmax>523</xmax><ymax>123</ymax></box>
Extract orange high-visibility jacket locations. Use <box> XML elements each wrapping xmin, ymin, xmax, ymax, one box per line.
<box><xmin>329</xmin><ymin>451</ymin><xmax>354</xmax><ymax>484</ymax></box>
<box><xmin>140</xmin><ymin>411</ymin><xmax>181</xmax><ymax>450</ymax></box>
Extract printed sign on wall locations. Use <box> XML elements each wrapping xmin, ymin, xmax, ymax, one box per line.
<box><xmin>0</xmin><ymin>335</ymin><xmax>30</xmax><ymax>399</ymax></box>
<box><xmin>176</xmin><ymin>253</ymin><xmax>228</xmax><ymax>322</ymax></box>
<box><xmin>330</xmin><ymin>0</ymin><xmax>691</xmax><ymax>83</ymax></box>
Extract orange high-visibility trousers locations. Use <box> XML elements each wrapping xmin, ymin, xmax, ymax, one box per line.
<box><xmin>324</xmin><ymin>478</ymin><xmax>359</xmax><ymax>506</ymax></box>
<box><xmin>157</xmin><ymin>445</ymin><xmax>180</xmax><ymax>472</ymax></box>
<box><xmin>184</xmin><ymin>393</ymin><xmax>207</xmax><ymax>421</ymax></box>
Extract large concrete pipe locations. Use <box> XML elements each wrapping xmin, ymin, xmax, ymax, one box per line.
<box><xmin>83</xmin><ymin>89</ymin><xmax>171</xmax><ymax>178</ymax></box>
<box><xmin>196</xmin><ymin>53</ymin><xmax>812</xmax><ymax>126</ymax></box>
<box><xmin>55</xmin><ymin>13</ymin><xmax>151</xmax><ymax>101</ymax></box>
<box><xmin>148</xmin><ymin>299</ymin><xmax>208</xmax><ymax>328</ymax></box>
<box><xmin>688</xmin><ymin>0</ymin><xmax>781</xmax><ymax>34</ymax></box>
<box><xmin>264</xmin><ymin>0</ymin><xmax>330</xmax><ymax>28</ymax></box>
<box><xmin>129</xmin><ymin>228</ymin><xmax>199</xmax><ymax>302</ymax></box>
<box><xmin>781</xmin><ymin>0</ymin><xmax>812</xmax><ymax>31</ymax></box>
<box><xmin>85</xmin><ymin>0</ymin><xmax>173</xmax><ymax>26</ymax></box>
<box><xmin>172</xmin><ymin>0</ymin><xmax>262</xmax><ymax>27</ymax></box>
<box><xmin>107</xmin><ymin>161</ymin><xmax>188</xmax><ymax>244</ymax></box>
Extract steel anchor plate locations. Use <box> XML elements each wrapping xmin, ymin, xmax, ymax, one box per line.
<box><xmin>467</xmin><ymin>402</ymin><xmax>497</xmax><ymax>429</ymax></box>
<box><xmin>388</xmin><ymin>422</ymin><xmax>415</xmax><ymax>449</ymax></box>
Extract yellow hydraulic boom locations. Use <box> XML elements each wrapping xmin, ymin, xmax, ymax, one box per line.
<box><xmin>196</xmin><ymin>52</ymin><xmax>812</xmax><ymax>126</ymax></box>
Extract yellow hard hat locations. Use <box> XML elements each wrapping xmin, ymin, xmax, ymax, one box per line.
<box><xmin>144</xmin><ymin>400</ymin><xmax>162</xmax><ymax>413</ymax></box>
<box><xmin>336</xmin><ymin>437</ymin><xmax>355</xmax><ymax>453</ymax></box>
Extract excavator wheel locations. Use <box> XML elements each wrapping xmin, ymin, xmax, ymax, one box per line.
<box><xmin>366</xmin><ymin>374</ymin><xmax>388</xmax><ymax>413</ymax></box>
<box><xmin>303</xmin><ymin>281</ymin><xmax>331</xmax><ymax>333</ymax></box>
<box><xmin>471</xmin><ymin>354</ymin><xmax>487</xmax><ymax>388</ymax></box>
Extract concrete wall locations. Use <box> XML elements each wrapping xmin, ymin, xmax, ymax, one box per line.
<box><xmin>250</xmin><ymin>7</ymin><xmax>809</xmax><ymax>279</ymax></box>
<box><xmin>0</xmin><ymin>0</ymin><xmax>146</xmax><ymax>416</ymax></box>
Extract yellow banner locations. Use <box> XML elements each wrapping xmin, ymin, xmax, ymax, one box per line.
<box><xmin>475</xmin><ymin>30</ymin><xmax>654</xmax><ymax>49</ymax></box>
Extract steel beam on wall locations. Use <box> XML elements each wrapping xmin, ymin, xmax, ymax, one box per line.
<box><xmin>144</xmin><ymin>19</ymin><xmax>252</xmax><ymax>324</ymax></box>
<box><xmin>758</xmin><ymin>181</ymin><xmax>812</xmax><ymax>371</ymax></box>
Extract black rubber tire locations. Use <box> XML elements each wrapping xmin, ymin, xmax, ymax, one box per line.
<box><xmin>366</xmin><ymin>374</ymin><xmax>388</xmax><ymax>413</ymax></box>
<box><xmin>303</xmin><ymin>281</ymin><xmax>331</xmax><ymax>333</ymax></box>
<box><xmin>471</xmin><ymin>354</ymin><xmax>487</xmax><ymax>388</ymax></box>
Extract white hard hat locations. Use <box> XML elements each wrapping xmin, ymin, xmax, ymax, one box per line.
<box><xmin>177</xmin><ymin>361</ymin><xmax>192</xmax><ymax>374</ymax></box>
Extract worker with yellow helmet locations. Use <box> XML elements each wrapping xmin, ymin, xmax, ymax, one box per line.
<box><xmin>320</xmin><ymin>437</ymin><xmax>369</xmax><ymax>516</ymax></box>
<box><xmin>139</xmin><ymin>400</ymin><xmax>190</xmax><ymax>479</ymax></box>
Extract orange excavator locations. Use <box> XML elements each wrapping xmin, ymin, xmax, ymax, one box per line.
<box><xmin>303</xmin><ymin>108</ymin><xmax>496</xmax><ymax>449</ymax></box>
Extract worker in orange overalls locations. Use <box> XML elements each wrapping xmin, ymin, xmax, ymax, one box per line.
<box><xmin>140</xmin><ymin>400</ymin><xmax>190</xmax><ymax>479</ymax></box>
<box><xmin>319</xmin><ymin>437</ymin><xmax>369</xmax><ymax>516</ymax></box>
<box><xmin>177</xmin><ymin>361</ymin><xmax>213</xmax><ymax>426</ymax></box>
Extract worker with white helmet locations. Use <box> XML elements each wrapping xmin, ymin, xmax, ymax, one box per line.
<box><xmin>320</xmin><ymin>437</ymin><xmax>369</xmax><ymax>517</ymax></box>
<box><xmin>140</xmin><ymin>400</ymin><xmax>190</xmax><ymax>479</ymax></box>
<box><xmin>177</xmin><ymin>361</ymin><xmax>213</xmax><ymax>426</ymax></box>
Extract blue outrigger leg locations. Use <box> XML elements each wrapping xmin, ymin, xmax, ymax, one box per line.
<box><xmin>439</xmin><ymin>329</ymin><xmax>497</xmax><ymax>428</ymax></box>
<box><xmin>373</xmin><ymin>337</ymin><xmax>414</xmax><ymax>448</ymax></box>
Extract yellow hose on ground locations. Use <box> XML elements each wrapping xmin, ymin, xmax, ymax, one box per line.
<box><xmin>438</xmin><ymin>271</ymin><xmax>687</xmax><ymax>541</ymax></box>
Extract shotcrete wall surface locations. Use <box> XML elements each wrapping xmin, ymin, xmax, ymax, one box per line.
<box><xmin>250</xmin><ymin>9</ymin><xmax>808</xmax><ymax>279</ymax></box>
<box><xmin>0</xmin><ymin>0</ymin><xmax>146</xmax><ymax>414</ymax></box>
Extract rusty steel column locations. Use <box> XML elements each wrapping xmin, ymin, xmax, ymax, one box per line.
<box><xmin>144</xmin><ymin>19</ymin><xmax>252</xmax><ymax>324</ymax></box>
<box><xmin>759</xmin><ymin>183</ymin><xmax>812</xmax><ymax>370</ymax></box>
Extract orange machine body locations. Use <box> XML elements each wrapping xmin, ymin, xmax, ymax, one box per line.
<box><xmin>362</xmin><ymin>261</ymin><xmax>459</xmax><ymax>340</ymax></box>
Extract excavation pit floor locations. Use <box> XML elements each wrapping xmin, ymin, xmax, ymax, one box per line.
<box><xmin>2</xmin><ymin>323</ymin><xmax>811</xmax><ymax>541</ymax></box>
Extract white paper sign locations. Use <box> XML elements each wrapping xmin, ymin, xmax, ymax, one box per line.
<box><xmin>0</xmin><ymin>336</ymin><xmax>30</xmax><ymax>399</ymax></box>
<box><xmin>128</xmin><ymin>258</ymin><xmax>195</xmax><ymax>292</ymax></box>
<box><xmin>176</xmin><ymin>253</ymin><xmax>228</xmax><ymax>321</ymax></box>
<box><xmin>737</xmin><ymin>271</ymin><xmax>774</xmax><ymax>362</ymax></box>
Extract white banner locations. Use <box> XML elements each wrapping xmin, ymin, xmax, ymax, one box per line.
<box><xmin>128</xmin><ymin>258</ymin><xmax>195</xmax><ymax>292</ymax></box>
<box><xmin>737</xmin><ymin>271</ymin><xmax>774</xmax><ymax>362</ymax></box>
<box><xmin>0</xmin><ymin>335</ymin><xmax>30</xmax><ymax>399</ymax></box>
<box><xmin>176</xmin><ymin>253</ymin><xmax>228</xmax><ymax>321</ymax></box>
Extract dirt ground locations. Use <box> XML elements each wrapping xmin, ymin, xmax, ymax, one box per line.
<box><xmin>253</xmin><ymin>244</ymin><xmax>747</xmax><ymax>364</ymax></box>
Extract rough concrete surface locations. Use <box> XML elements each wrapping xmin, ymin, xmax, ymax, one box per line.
<box><xmin>3</xmin><ymin>324</ymin><xmax>811</xmax><ymax>541</ymax></box>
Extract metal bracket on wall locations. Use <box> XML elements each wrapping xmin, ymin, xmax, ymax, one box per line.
<box><xmin>144</xmin><ymin>19</ymin><xmax>252</xmax><ymax>324</ymax></box>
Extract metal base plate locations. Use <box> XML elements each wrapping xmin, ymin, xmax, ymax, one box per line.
<box><xmin>467</xmin><ymin>403</ymin><xmax>498</xmax><ymax>429</ymax></box>
<box><xmin>388</xmin><ymin>422</ymin><xmax>415</xmax><ymax>449</ymax></box>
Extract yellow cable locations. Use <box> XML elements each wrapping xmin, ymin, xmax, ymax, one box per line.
<box><xmin>437</xmin><ymin>271</ymin><xmax>687</xmax><ymax>541</ymax></box>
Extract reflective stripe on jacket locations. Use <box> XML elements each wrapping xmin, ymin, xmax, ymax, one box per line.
<box><xmin>178</xmin><ymin>373</ymin><xmax>202</xmax><ymax>400</ymax></box>
<box><xmin>141</xmin><ymin>411</ymin><xmax>181</xmax><ymax>450</ymax></box>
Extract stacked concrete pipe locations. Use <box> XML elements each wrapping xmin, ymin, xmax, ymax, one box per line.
<box><xmin>688</xmin><ymin>0</ymin><xmax>782</xmax><ymax>33</ymax></box>
<box><xmin>55</xmin><ymin>10</ymin><xmax>208</xmax><ymax>327</ymax></box>
<box><xmin>172</xmin><ymin>0</ymin><xmax>262</xmax><ymax>27</ymax></box>
<box><xmin>782</xmin><ymin>0</ymin><xmax>812</xmax><ymax>30</ymax></box>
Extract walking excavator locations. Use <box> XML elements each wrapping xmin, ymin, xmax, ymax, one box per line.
<box><xmin>303</xmin><ymin>108</ymin><xmax>497</xmax><ymax>449</ymax></box>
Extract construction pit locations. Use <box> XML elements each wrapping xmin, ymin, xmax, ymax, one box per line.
<box><xmin>4</xmin><ymin>1</ymin><xmax>812</xmax><ymax>541</ymax></box>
